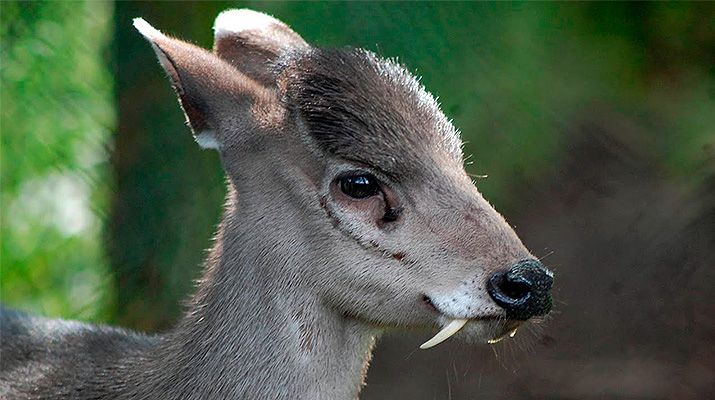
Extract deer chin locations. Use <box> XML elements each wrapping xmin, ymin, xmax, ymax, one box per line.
<box><xmin>419</xmin><ymin>316</ymin><xmax>522</xmax><ymax>349</ymax></box>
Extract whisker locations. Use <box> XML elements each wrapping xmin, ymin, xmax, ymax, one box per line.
<box><xmin>467</xmin><ymin>172</ymin><xmax>488</xmax><ymax>179</ymax></box>
<box><xmin>537</xmin><ymin>249</ymin><xmax>555</xmax><ymax>261</ymax></box>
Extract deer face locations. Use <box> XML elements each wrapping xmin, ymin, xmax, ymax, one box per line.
<box><xmin>281</xmin><ymin>49</ymin><xmax>552</xmax><ymax>347</ymax></box>
<box><xmin>135</xmin><ymin>9</ymin><xmax>553</xmax><ymax>348</ymax></box>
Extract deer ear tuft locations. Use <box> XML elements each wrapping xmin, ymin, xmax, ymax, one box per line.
<box><xmin>133</xmin><ymin>18</ymin><xmax>163</xmax><ymax>41</ymax></box>
<box><xmin>213</xmin><ymin>9</ymin><xmax>283</xmax><ymax>38</ymax></box>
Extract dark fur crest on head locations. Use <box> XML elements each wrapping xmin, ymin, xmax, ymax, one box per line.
<box><xmin>280</xmin><ymin>48</ymin><xmax>463</xmax><ymax>181</ymax></box>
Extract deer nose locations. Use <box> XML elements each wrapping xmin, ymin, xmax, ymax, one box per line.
<box><xmin>487</xmin><ymin>259</ymin><xmax>553</xmax><ymax>320</ymax></box>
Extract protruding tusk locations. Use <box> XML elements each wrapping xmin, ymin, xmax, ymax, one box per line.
<box><xmin>419</xmin><ymin>318</ymin><xmax>469</xmax><ymax>349</ymax></box>
<box><xmin>488</xmin><ymin>328</ymin><xmax>518</xmax><ymax>344</ymax></box>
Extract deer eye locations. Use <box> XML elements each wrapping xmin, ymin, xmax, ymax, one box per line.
<box><xmin>339</xmin><ymin>174</ymin><xmax>380</xmax><ymax>199</ymax></box>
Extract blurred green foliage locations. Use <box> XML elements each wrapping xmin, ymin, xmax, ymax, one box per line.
<box><xmin>1</xmin><ymin>1</ymin><xmax>713</xmax><ymax>327</ymax></box>
<box><xmin>1</xmin><ymin>1</ymin><xmax>115</xmax><ymax>321</ymax></box>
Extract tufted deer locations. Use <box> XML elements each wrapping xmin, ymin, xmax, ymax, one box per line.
<box><xmin>0</xmin><ymin>9</ymin><xmax>554</xmax><ymax>400</ymax></box>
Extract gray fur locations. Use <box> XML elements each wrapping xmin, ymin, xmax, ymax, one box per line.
<box><xmin>1</xmin><ymin>9</ymin><xmax>551</xmax><ymax>399</ymax></box>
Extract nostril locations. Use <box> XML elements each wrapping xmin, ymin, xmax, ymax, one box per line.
<box><xmin>487</xmin><ymin>259</ymin><xmax>554</xmax><ymax>321</ymax></box>
<box><xmin>487</xmin><ymin>272</ymin><xmax>531</xmax><ymax>307</ymax></box>
<box><xmin>498</xmin><ymin>278</ymin><xmax>531</xmax><ymax>301</ymax></box>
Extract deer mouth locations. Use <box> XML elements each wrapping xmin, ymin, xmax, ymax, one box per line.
<box><xmin>419</xmin><ymin>316</ymin><xmax>522</xmax><ymax>349</ymax></box>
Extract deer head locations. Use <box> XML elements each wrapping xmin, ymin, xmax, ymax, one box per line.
<box><xmin>133</xmin><ymin>9</ymin><xmax>553</xmax><ymax>351</ymax></box>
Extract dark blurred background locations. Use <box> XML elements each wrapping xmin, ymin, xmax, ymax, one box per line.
<box><xmin>1</xmin><ymin>2</ymin><xmax>713</xmax><ymax>399</ymax></box>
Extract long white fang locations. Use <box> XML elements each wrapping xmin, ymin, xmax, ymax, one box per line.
<box><xmin>419</xmin><ymin>318</ymin><xmax>469</xmax><ymax>349</ymax></box>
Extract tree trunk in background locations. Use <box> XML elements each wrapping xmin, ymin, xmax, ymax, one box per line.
<box><xmin>109</xmin><ymin>2</ymin><xmax>230</xmax><ymax>331</ymax></box>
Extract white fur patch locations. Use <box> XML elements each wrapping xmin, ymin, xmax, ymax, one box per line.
<box><xmin>213</xmin><ymin>9</ymin><xmax>281</xmax><ymax>39</ymax></box>
<box><xmin>195</xmin><ymin>132</ymin><xmax>220</xmax><ymax>150</ymax></box>
<box><xmin>133</xmin><ymin>19</ymin><xmax>174</xmax><ymax>80</ymax></box>
<box><xmin>132</xmin><ymin>18</ymin><xmax>164</xmax><ymax>41</ymax></box>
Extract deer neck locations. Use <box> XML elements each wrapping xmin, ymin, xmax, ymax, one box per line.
<box><xmin>148</xmin><ymin>182</ymin><xmax>379</xmax><ymax>399</ymax></box>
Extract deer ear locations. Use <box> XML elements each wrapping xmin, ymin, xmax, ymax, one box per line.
<box><xmin>212</xmin><ymin>9</ymin><xmax>310</xmax><ymax>87</ymax></box>
<box><xmin>133</xmin><ymin>18</ymin><xmax>270</xmax><ymax>150</ymax></box>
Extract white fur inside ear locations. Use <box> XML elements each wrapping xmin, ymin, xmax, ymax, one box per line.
<box><xmin>195</xmin><ymin>131</ymin><xmax>220</xmax><ymax>150</ymax></box>
<box><xmin>213</xmin><ymin>9</ymin><xmax>282</xmax><ymax>38</ymax></box>
<box><xmin>133</xmin><ymin>18</ymin><xmax>164</xmax><ymax>40</ymax></box>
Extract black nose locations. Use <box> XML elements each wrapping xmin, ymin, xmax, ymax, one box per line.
<box><xmin>487</xmin><ymin>259</ymin><xmax>554</xmax><ymax>320</ymax></box>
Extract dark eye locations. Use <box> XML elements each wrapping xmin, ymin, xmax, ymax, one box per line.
<box><xmin>339</xmin><ymin>174</ymin><xmax>380</xmax><ymax>199</ymax></box>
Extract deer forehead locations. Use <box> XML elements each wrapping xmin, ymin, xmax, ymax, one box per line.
<box><xmin>280</xmin><ymin>48</ymin><xmax>464</xmax><ymax>180</ymax></box>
